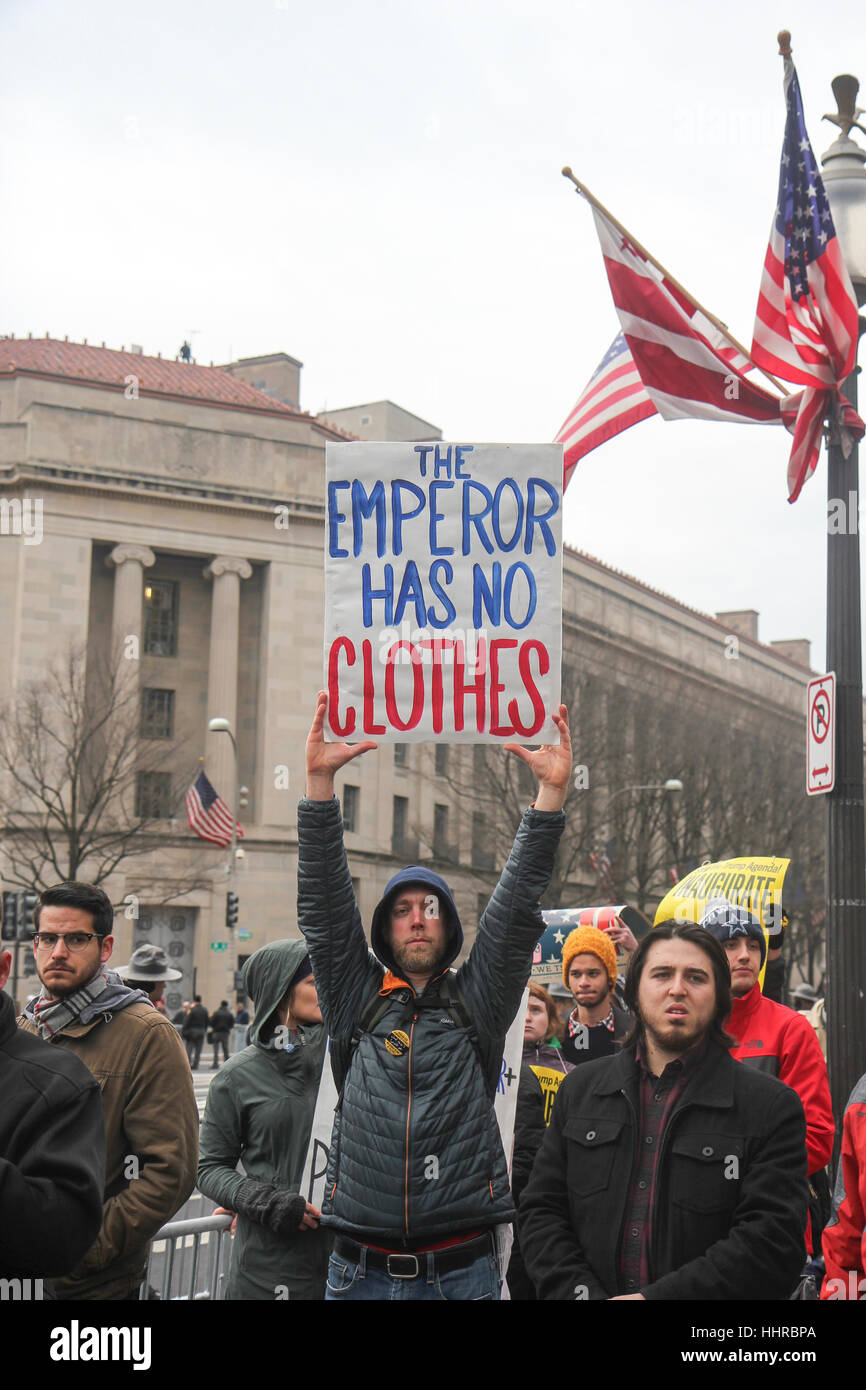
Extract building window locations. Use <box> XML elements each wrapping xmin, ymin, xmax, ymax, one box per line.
<box><xmin>343</xmin><ymin>784</ymin><xmax>359</xmax><ymax>833</ymax></box>
<box><xmin>394</xmin><ymin>743</ymin><xmax>408</xmax><ymax>767</ymax></box>
<box><xmin>136</xmin><ymin>771</ymin><xmax>173</xmax><ymax>819</ymax></box>
<box><xmin>392</xmin><ymin>795</ymin><xmax>417</xmax><ymax>857</ymax></box>
<box><xmin>141</xmin><ymin>688</ymin><xmax>175</xmax><ymax>739</ymax></box>
<box><xmin>351</xmin><ymin>876</ymin><xmax>361</xmax><ymax>904</ymax></box>
<box><xmin>143</xmin><ymin>579</ymin><xmax>179</xmax><ymax>657</ymax></box>
<box><xmin>472</xmin><ymin>812</ymin><xmax>495</xmax><ymax>869</ymax></box>
<box><xmin>476</xmin><ymin>891</ymin><xmax>489</xmax><ymax>921</ymax></box>
<box><xmin>433</xmin><ymin>803</ymin><xmax>451</xmax><ymax>860</ymax></box>
<box><xmin>435</xmin><ymin>744</ymin><xmax>448</xmax><ymax>776</ymax></box>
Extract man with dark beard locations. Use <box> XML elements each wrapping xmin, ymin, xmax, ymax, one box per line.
<box><xmin>519</xmin><ymin>922</ymin><xmax>808</xmax><ymax>1300</ymax></box>
<box><xmin>297</xmin><ymin>690</ymin><xmax>572</xmax><ymax>1301</ymax></box>
<box><xmin>18</xmin><ymin>881</ymin><xmax>198</xmax><ymax>1299</ymax></box>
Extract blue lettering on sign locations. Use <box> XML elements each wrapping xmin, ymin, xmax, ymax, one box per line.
<box><xmin>327</xmin><ymin>480</ymin><xmax>350</xmax><ymax>557</ymax></box>
<box><xmin>491</xmin><ymin>478</ymin><xmax>524</xmax><ymax>552</ymax></box>
<box><xmin>351</xmin><ymin>479</ymin><xmax>387</xmax><ymax>557</ymax></box>
<box><xmin>473</xmin><ymin>562</ymin><xmax>501</xmax><ymax>627</ymax></box>
<box><xmin>462</xmin><ymin>480</ymin><xmax>495</xmax><ymax>555</ymax></box>
<box><xmin>362</xmin><ymin>563</ymin><xmax>394</xmax><ymax>626</ymax></box>
<box><xmin>391</xmin><ymin>480</ymin><xmax>426</xmax><ymax>556</ymax></box>
<box><xmin>454</xmin><ymin>445</ymin><xmax>473</xmax><ymax>478</ymax></box>
<box><xmin>414</xmin><ymin>444</ymin><xmax>435</xmax><ymax>477</ymax></box>
<box><xmin>428</xmin><ymin>560</ymin><xmax>456</xmax><ymax>626</ymax></box>
<box><xmin>393</xmin><ymin>561</ymin><xmax>427</xmax><ymax>628</ymax></box>
<box><xmin>524</xmin><ymin>479</ymin><xmax>560</xmax><ymax>556</ymax></box>
<box><xmin>433</xmin><ymin>444</ymin><xmax>452</xmax><ymax>478</ymax></box>
<box><xmin>428</xmin><ymin>480</ymin><xmax>455</xmax><ymax>556</ymax></box>
<box><xmin>503</xmin><ymin>562</ymin><xmax>537</xmax><ymax>628</ymax></box>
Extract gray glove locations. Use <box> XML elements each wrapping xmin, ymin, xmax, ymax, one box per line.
<box><xmin>234</xmin><ymin>1180</ymin><xmax>308</xmax><ymax>1238</ymax></box>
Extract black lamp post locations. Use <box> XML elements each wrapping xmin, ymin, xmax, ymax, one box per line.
<box><xmin>820</xmin><ymin>74</ymin><xmax>866</xmax><ymax>1128</ymax></box>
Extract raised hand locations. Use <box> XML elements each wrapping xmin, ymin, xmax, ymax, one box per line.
<box><xmin>504</xmin><ymin>705</ymin><xmax>572</xmax><ymax>813</ymax></box>
<box><xmin>305</xmin><ymin>690</ymin><xmax>378</xmax><ymax>800</ymax></box>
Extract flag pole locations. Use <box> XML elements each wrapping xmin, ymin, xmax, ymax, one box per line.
<box><xmin>561</xmin><ymin>167</ymin><xmax>788</xmax><ymax>396</ymax></box>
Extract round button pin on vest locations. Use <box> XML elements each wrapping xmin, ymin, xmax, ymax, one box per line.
<box><xmin>385</xmin><ymin>1029</ymin><xmax>411</xmax><ymax>1057</ymax></box>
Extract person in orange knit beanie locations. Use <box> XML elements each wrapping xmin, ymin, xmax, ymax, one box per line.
<box><xmin>560</xmin><ymin>924</ymin><xmax>628</xmax><ymax>1067</ymax></box>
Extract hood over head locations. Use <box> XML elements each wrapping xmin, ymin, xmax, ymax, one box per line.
<box><xmin>243</xmin><ymin>938</ymin><xmax>313</xmax><ymax>1047</ymax></box>
<box><xmin>370</xmin><ymin>865</ymin><xmax>463</xmax><ymax>976</ymax></box>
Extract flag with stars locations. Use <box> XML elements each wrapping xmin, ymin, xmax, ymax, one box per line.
<box><xmin>751</xmin><ymin>56</ymin><xmax>862</xmax><ymax>501</ymax></box>
<box><xmin>185</xmin><ymin>769</ymin><xmax>244</xmax><ymax>848</ymax></box>
<box><xmin>556</xmin><ymin>332</ymin><xmax>656</xmax><ymax>489</ymax></box>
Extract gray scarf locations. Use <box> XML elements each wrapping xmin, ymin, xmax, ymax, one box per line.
<box><xmin>24</xmin><ymin>967</ymin><xmax>151</xmax><ymax>1040</ymax></box>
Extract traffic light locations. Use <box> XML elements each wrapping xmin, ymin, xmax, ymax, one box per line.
<box><xmin>1</xmin><ymin>891</ymin><xmax>19</xmax><ymax>942</ymax></box>
<box><xmin>20</xmin><ymin>893</ymin><xmax>38</xmax><ymax>940</ymax></box>
<box><xmin>226</xmin><ymin>892</ymin><xmax>239</xmax><ymax>931</ymax></box>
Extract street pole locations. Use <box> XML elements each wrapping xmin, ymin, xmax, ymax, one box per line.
<box><xmin>825</xmin><ymin>353</ymin><xmax>866</xmax><ymax>1129</ymax></box>
<box><xmin>821</xmin><ymin>78</ymin><xmax>866</xmax><ymax>1131</ymax></box>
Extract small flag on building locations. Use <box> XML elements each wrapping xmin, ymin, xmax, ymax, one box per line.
<box><xmin>185</xmin><ymin>770</ymin><xmax>244</xmax><ymax>848</ymax></box>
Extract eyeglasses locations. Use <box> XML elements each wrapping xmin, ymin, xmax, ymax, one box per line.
<box><xmin>32</xmin><ymin>932</ymin><xmax>101</xmax><ymax>953</ymax></box>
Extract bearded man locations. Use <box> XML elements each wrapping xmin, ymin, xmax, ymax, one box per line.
<box><xmin>519</xmin><ymin>921</ymin><xmax>808</xmax><ymax>1300</ymax></box>
<box><xmin>297</xmin><ymin>690</ymin><xmax>572</xmax><ymax>1301</ymax></box>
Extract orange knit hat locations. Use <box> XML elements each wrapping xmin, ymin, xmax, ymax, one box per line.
<box><xmin>562</xmin><ymin>924</ymin><xmax>618</xmax><ymax>990</ymax></box>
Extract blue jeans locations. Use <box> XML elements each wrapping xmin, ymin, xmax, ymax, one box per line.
<box><xmin>324</xmin><ymin>1244</ymin><xmax>501</xmax><ymax>1301</ymax></box>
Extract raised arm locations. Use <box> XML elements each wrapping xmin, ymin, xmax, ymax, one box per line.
<box><xmin>298</xmin><ymin>692</ymin><xmax>382</xmax><ymax>1039</ymax></box>
<box><xmin>459</xmin><ymin>707</ymin><xmax>571</xmax><ymax>1040</ymax></box>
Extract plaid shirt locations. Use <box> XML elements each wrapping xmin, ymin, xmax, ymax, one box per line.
<box><xmin>618</xmin><ymin>1039</ymin><xmax>708</xmax><ymax>1294</ymax></box>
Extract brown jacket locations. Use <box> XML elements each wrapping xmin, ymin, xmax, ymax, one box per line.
<box><xmin>18</xmin><ymin>1000</ymin><xmax>198</xmax><ymax>1299</ymax></box>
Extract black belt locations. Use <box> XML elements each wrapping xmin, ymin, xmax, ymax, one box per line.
<box><xmin>333</xmin><ymin>1232</ymin><xmax>494</xmax><ymax>1279</ymax></box>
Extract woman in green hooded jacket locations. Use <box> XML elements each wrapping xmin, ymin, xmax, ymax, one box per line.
<box><xmin>197</xmin><ymin>939</ymin><xmax>330</xmax><ymax>1299</ymax></box>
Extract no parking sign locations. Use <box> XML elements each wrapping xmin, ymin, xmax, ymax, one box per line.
<box><xmin>807</xmin><ymin>672</ymin><xmax>835</xmax><ymax>796</ymax></box>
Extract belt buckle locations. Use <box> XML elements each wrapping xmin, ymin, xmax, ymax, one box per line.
<box><xmin>386</xmin><ymin>1253</ymin><xmax>420</xmax><ymax>1279</ymax></box>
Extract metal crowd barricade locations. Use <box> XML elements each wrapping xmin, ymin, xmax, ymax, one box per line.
<box><xmin>141</xmin><ymin>1212</ymin><xmax>234</xmax><ymax>1300</ymax></box>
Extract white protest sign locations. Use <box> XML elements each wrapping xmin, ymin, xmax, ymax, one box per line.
<box><xmin>324</xmin><ymin>441</ymin><xmax>563</xmax><ymax>742</ymax></box>
<box><xmin>301</xmin><ymin>986</ymin><xmax>529</xmax><ymax>1220</ymax></box>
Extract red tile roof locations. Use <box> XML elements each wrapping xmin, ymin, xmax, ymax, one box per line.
<box><xmin>0</xmin><ymin>336</ymin><xmax>344</xmax><ymax>431</ymax></box>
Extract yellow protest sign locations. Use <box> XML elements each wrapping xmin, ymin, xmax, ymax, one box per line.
<box><xmin>528</xmin><ymin>1064</ymin><xmax>567</xmax><ymax>1126</ymax></box>
<box><xmin>653</xmin><ymin>856</ymin><xmax>789</xmax><ymax>932</ymax></box>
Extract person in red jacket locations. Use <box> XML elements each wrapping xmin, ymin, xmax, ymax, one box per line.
<box><xmin>822</xmin><ymin>1072</ymin><xmax>866</xmax><ymax>1300</ymax></box>
<box><xmin>700</xmin><ymin>903</ymin><xmax>834</xmax><ymax>1252</ymax></box>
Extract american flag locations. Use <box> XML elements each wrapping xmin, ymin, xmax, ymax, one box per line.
<box><xmin>591</xmin><ymin>206</ymin><xmax>785</xmax><ymax>430</ymax></box>
<box><xmin>556</xmin><ymin>332</ymin><xmax>656</xmax><ymax>489</ymax></box>
<box><xmin>185</xmin><ymin>770</ymin><xmax>244</xmax><ymax>848</ymax></box>
<box><xmin>750</xmin><ymin>56</ymin><xmax>863</xmax><ymax>502</ymax></box>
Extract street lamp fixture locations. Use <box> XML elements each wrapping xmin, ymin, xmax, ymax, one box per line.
<box><xmin>207</xmin><ymin>717</ymin><xmax>241</xmax><ymax>881</ymax></box>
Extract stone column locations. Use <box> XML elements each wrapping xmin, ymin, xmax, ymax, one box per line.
<box><xmin>203</xmin><ymin>556</ymin><xmax>252</xmax><ymax>797</ymax></box>
<box><xmin>105</xmin><ymin>543</ymin><xmax>155</xmax><ymax>678</ymax></box>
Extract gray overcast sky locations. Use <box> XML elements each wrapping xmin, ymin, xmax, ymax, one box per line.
<box><xmin>2</xmin><ymin>0</ymin><xmax>865</xmax><ymax>670</ymax></box>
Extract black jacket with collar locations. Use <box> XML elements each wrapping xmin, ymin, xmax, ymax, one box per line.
<box><xmin>0</xmin><ymin>988</ymin><xmax>105</xmax><ymax>1281</ymax></box>
<box><xmin>518</xmin><ymin>1039</ymin><xmax>808</xmax><ymax>1300</ymax></box>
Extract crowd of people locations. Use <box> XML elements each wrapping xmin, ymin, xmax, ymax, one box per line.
<box><xmin>2</xmin><ymin>692</ymin><xmax>865</xmax><ymax>1303</ymax></box>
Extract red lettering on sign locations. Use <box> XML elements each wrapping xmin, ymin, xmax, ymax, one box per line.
<box><xmin>384</xmin><ymin>641</ymin><xmax>424</xmax><ymax>731</ymax></box>
<box><xmin>327</xmin><ymin>637</ymin><xmax>356</xmax><ymax>737</ymax></box>
<box><xmin>361</xmin><ymin>639</ymin><xmax>386</xmax><ymax>735</ymax></box>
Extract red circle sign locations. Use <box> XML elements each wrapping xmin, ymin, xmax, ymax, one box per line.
<box><xmin>810</xmin><ymin>690</ymin><xmax>830</xmax><ymax>743</ymax></box>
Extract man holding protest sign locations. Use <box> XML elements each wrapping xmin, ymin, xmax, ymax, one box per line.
<box><xmin>297</xmin><ymin>690</ymin><xmax>571</xmax><ymax>1300</ymax></box>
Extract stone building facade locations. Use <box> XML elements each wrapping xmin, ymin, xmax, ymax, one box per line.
<box><xmin>0</xmin><ymin>335</ymin><xmax>817</xmax><ymax>1009</ymax></box>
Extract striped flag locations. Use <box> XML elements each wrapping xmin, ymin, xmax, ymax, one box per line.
<box><xmin>589</xmin><ymin>837</ymin><xmax>617</xmax><ymax>899</ymax></box>
<box><xmin>185</xmin><ymin>770</ymin><xmax>244</xmax><ymax>848</ymax></box>
<box><xmin>750</xmin><ymin>56</ymin><xmax>863</xmax><ymax>501</ymax></box>
<box><xmin>591</xmin><ymin>206</ymin><xmax>785</xmax><ymax>429</ymax></box>
<box><xmin>557</xmin><ymin>210</ymin><xmax>790</xmax><ymax>491</ymax></box>
<box><xmin>556</xmin><ymin>332</ymin><xmax>656</xmax><ymax>489</ymax></box>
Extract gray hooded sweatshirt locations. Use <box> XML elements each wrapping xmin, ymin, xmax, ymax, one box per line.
<box><xmin>197</xmin><ymin>938</ymin><xmax>329</xmax><ymax>1300</ymax></box>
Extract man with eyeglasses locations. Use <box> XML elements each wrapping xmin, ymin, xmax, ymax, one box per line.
<box><xmin>18</xmin><ymin>881</ymin><xmax>198</xmax><ymax>1301</ymax></box>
